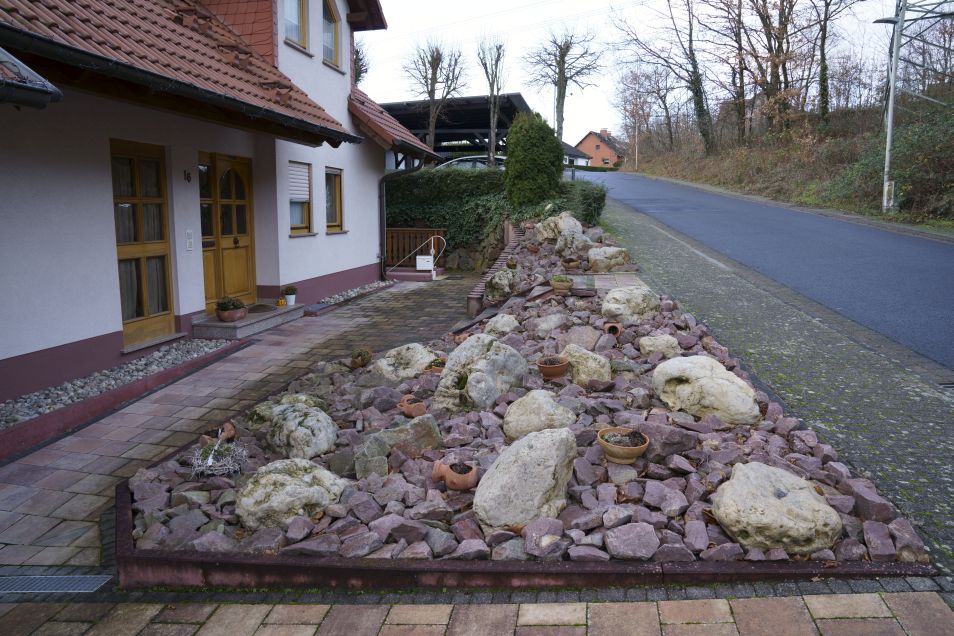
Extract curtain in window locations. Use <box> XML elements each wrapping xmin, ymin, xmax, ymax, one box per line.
<box><xmin>146</xmin><ymin>256</ymin><xmax>168</xmax><ymax>314</ymax></box>
<box><xmin>118</xmin><ymin>259</ymin><xmax>142</xmax><ymax>320</ymax></box>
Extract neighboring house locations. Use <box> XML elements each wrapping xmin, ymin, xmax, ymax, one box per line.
<box><xmin>0</xmin><ymin>0</ymin><xmax>434</xmax><ymax>401</ymax></box>
<box><xmin>575</xmin><ymin>128</ymin><xmax>624</xmax><ymax>167</ymax></box>
<box><xmin>562</xmin><ymin>142</ymin><xmax>591</xmax><ymax>167</ymax></box>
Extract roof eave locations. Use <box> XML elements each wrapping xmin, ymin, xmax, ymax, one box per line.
<box><xmin>347</xmin><ymin>0</ymin><xmax>387</xmax><ymax>31</ymax></box>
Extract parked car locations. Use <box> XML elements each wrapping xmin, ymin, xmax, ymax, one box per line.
<box><xmin>435</xmin><ymin>155</ymin><xmax>507</xmax><ymax>170</ymax></box>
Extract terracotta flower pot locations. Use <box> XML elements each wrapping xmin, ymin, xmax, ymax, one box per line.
<box><xmin>597</xmin><ymin>427</ymin><xmax>650</xmax><ymax>464</ymax></box>
<box><xmin>603</xmin><ymin>322</ymin><xmax>622</xmax><ymax>336</ymax></box>
<box><xmin>527</xmin><ymin>243</ymin><xmax>540</xmax><ymax>254</ymax></box>
<box><xmin>398</xmin><ymin>395</ymin><xmax>427</xmax><ymax>418</ymax></box>
<box><xmin>431</xmin><ymin>460</ymin><xmax>480</xmax><ymax>491</ymax></box>
<box><xmin>453</xmin><ymin>332</ymin><xmax>470</xmax><ymax>345</ymax></box>
<box><xmin>536</xmin><ymin>355</ymin><xmax>569</xmax><ymax>380</ymax></box>
<box><xmin>216</xmin><ymin>307</ymin><xmax>247</xmax><ymax>322</ymax></box>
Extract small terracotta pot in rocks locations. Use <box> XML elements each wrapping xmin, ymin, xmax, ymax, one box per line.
<box><xmin>398</xmin><ymin>395</ymin><xmax>427</xmax><ymax>418</ymax></box>
<box><xmin>536</xmin><ymin>355</ymin><xmax>569</xmax><ymax>380</ymax></box>
<box><xmin>527</xmin><ymin>243</ymin><xmax>540</xmax><ymax>254</ymax></box>
<box><xmin>453</xmin><ymin>332</ymin><xmax>471</xmax><ymax>345</ymax></box>
<box><xmin>603</xmin><ymin>322</ymin><xmax>622</xmax><ymax>336</ymax></box>
<box><xmin>431</xmin><ymin>460</ymin><xmax>480</xmax><ymax>491</ymax></box>
<box><xmin>597</xmin><ymin>427</ymin><xmax>650</xmax><ymax>464</ymax></box>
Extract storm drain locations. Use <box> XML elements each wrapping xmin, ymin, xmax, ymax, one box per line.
<box><xmin>0</xmin><ymin>575</ymin><xmax>112</xmax><ymax>593</ymax></box>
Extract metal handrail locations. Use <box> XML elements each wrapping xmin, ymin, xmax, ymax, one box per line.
<box><xmin>386</xmin><ymin>235</ymin><xmax>447</xmax><ymax>274</ymax></box>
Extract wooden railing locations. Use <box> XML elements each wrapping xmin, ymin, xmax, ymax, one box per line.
<box><xmin>385</xmin><ymin>228</ymin><xmax>447</xmax><ymax>267</ymax></box>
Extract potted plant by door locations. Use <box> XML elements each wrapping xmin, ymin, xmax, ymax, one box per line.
<box><xmin>215</xmin><ymin>297</ymin><xmax>247</xmax><ymax>322</ymax></box>
<box><xmin>282</xmin><ymin>285</ymin><xmax>298</xmax><ymax>305</ymax></box>
<box><xmin>549</xmin><ymin>275</ymin><xmax>572</xmax><ymax>296</ymax></box>
<box><xmin>351</xmin><ymin>347</ymin><xmax>372</xmax><ymax>369</ymax></box>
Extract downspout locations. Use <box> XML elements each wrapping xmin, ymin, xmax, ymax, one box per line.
<box><xmin>379</xmin><ymin>149</ymin><xmax>428</xmax><ymax>279</ymax></box>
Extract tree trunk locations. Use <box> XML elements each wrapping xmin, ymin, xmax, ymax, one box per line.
<box><xmin>818</xmin><ymin>4</ymin><xmax>830</xmax><ymax>125</ymax></box>
<box><xmin>488</xmin><ymin>97</ymin><xmax>499</xmax><ymax>165</ymax></box>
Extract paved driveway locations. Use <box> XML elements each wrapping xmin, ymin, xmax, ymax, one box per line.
<box><xmin>581</xmin><ymin>172</ymin><xmax>954</xmax><ymax>371</ymax></box>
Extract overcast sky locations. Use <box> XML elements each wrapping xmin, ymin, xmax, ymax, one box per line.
<box><xmin>358</xmin><ymin>0</ymin><xmax>897</xmax><ymax>146</ymax></box>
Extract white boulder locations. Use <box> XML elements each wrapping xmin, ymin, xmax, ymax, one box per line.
<box><xmin>503</xmin><ymin>390</ymin><xmax>576</xmax><ymax>440</ymax></box>
<box><xmin>263</xmin><ymin>403</ymin><xmax>338</xmax><ymax>459</ymax></box>
<box><xmin>560</xmin><ymin>343</ymin><xmax>612</xmax><ymax>386</ymax></box>
<box><xmin>485</xmin><ymin>267</ymin><xmax>518</xmax><ymax>303</ymax></box>
<box><xmin>639</xmin><ymin>334</ymin><xmax>682</xmax><ymax>358</ymax></box>
<box><xmin>433</xmin><ymin>335</ymin><xmax>527</xmax><ymax>412</ymax></box>
<box><xmin>652</xmin><ymin>355</ymin><xmax>760</xmax><ymax>425</ymax></box>
<box><xmin>537</xmin><ymin>211</ymin><xmax>583</xmax><ymax>242</ymax></box>
<box><xmin>588</xmin><ymin>246</ymin><xmax>630</xmax><ymax>273</ymax></box>
<box><xmin>368</xmin><ymin>343</ymin><xmax>439</xmax><ymax>382</ymax></box>
<box><xmin>711</xmin><ymin>462</ymin><xmax>843</xmax><ymax>555</ymax></box>
<box><xmin>601</xmin><ymin>284</ymin><xmax>660</xmax><ymax>324</ymax></box>
<box><xmin>484</xmin><ymin>313</ymin><xmax>520</xmax><ymax>337</ymax></box>
<box><xmin>555</xmin><ymin>231</ymin><xmax>594</xmax><ymax>258</ymax></box>
<box><xmin>236</xmin><ymin>459</ymin><xmax>350</xmax><ymax>531</ymax></box>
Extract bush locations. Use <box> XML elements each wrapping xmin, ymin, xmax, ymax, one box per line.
<box><xmin>504</xmin><ymin>113</ymin><xmax>564</xmax><ymax>207</ymax></box>
<box><xmin>561</xmin><ymin>180</ymin><xmax>607</xmax><ymax>224</ymax></box>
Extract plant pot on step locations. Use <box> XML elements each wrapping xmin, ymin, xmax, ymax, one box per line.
<box><xmin>603</xmin><ymin>322</ymin><xmax>622</xmax><ymax>336</ymax></box>
<box><xmin>281</xmin><ymin>286</ymin><xmax>298</xmax><ymax>305</ymax></box>
<box><xmin>216</xmin><ymin>307</ymin><xmax>247</xmax><ymax>322</ymax></box>
<box><xmin>536</xmin><ymin>355</ymin><xmax>569</xmax><ymax>380</ymax></box>
<box><xmin>398</xmin><ymin>394</ymin><xmax>427</xmax><ymax>418</ymax></box>
<box><xmin>597</xmin><ymin>427</ymin><xmax>650</xmax><ymax>464</ymax></box>
<box><xmin>431</xmin><ymin>460</ymin><xmax>480</xmax><ymax>491</ymax></box>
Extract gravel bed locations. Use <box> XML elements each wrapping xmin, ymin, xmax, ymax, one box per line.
<box><xmin>319</xmin><ymin>280</ymin><xmax>393</xmax><ymax>305</ymax></box>
<box><xmin>0</xmin><ymin>338</ymin><xmax>230</xmax><ymax>428</ymax></box>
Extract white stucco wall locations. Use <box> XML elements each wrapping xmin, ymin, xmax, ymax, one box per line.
<box><xmin>0</xmin><ymin>89</ymin><xmax>268</xmax><ymax>361</ymax></box>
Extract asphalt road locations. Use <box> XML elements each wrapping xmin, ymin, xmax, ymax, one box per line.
<box><xmin>582</xmin><ymin>171</ymin><xmax>954</xmax><ymax>371</ymax></box>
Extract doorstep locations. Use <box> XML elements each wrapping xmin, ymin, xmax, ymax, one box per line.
<box><xmin>192</xmin><ymin>304</ymin><xmax>305</xmax><ymax>340</ymax></box>
<box><xmin>386</xmin><ymin>267</ymin><xmax>446</xmax><ymax>282</ymax></box>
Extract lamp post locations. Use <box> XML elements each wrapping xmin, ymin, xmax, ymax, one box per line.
<box><xmin>876</xmin><ymin>3</ymin><xmax>907</xmax><ymax>214</ymax></box>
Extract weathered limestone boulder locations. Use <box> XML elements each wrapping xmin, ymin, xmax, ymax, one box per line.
<box><xmin>560</xmin><ymin>344</ymin><xmax>611</xmax><ymax>386</ymax></box>
<box><xmin>652</xmin><ymin>356</ymin><xmax>760</xmax><ymax>425</ymax></box>
<box><xmin>503</xmin><ymin>390</ymin><xmax>576</xmax><ymax>440</ymax></box>
<box><xmin>433</xmin><ymin>335</ymin><xmax>527</xmax><ymax>412</ymax></box>
<box><xmin>555</xmin><ymin>231</ymin><xmax>594</xmax><ymax>258</ymax></box>
<box><xmin>601</xmin><ymin>284</ymin><xmax>660</xmax><ymax>325</ymax></box>
<box><xmin>354</xmin><ymin>414</ymin><xmax>443</xmax><ymax>479</ymax></box>
<box><xmin>588</xmin><ymin>246</ymin><xmax>630</xmax><ymax>273</ymax></box>
<box><xmin>368</xmin><ymin>343</ymin><xmax>438</xmax><ymax>382</ymax></box>
<box><xmin>246</xmin><ymin>393</ymin><xmax>324</xmax><ymax>429</ymax></box>
<box><xmin>528</xmin><ymin>313</ymin><xmax>567</xmax><ymax>338</ymax></box>
<box><xmin>537</xmin><ymin>211</ymin><xmax>583</xmax><ymax>242</ymax></box>
<box><xmin>484</xmin><ymin>313</ymin><xmax>520</xmax><ymax>337</ymax></box>
<box><xmin>474</xmin><ymin>428</ymin><xmax>577</xmax><ymax>529</ymax></box>
<box><xmin>639</xmin><ymin>335</ymin><xmax>681</xmax><ymax>359</ymax></box>
<box><xmin>250</xmin><ymin>403</ymin><xmax>337</xmax><ymax>460</ymax></box>
<box><xmin>486</xmin><ymin>268</ymin><xmax>518</xmax><ymax>303</ymax></box>
<box><xmin>236</xmin><ymin>459</ymin><xmax>349</xmax><ymax>531</ymax></box>
<box><xmin>711</xmin><ymin>462</ymin><xmax>842</xmax><ymax>555</ymax></box>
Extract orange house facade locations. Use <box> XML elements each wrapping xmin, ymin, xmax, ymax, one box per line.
<box><xmin>575</xmin><ymin>128</ymin><xmax>624</xmax><ymax>167</ymax></box>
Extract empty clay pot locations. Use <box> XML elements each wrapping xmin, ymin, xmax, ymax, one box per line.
<box><xmin>603</xmin><ymin>322</ymin><xmax>622</xmax><ymax>336</ymax></box>
<box><xmin>398</xmin><ymin>394</ymin><xmax>426</xmax><ymax>418</ymax></box>
<box><xmin>431</xmin><ymin>460</ymin><xmax>480</xmax><ymax>491</ymax></box>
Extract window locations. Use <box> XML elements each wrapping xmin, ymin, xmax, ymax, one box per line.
<box><xmin>595</xmin><ymin>143</ymin><xmax>601</xmax><ymax>150</ymax></box>
<box><xmin>288</xmin><ymin>161</ymin><xmax>312</xmax><ymax>233</ymax></box>
<box><xmin>325</xmin><ymin>168</ymin><xmax>343</xmax><ymax>232</ymax></box>
<box><xmin>322</xmin><ymin>0</ymin><xmax>339</xmax><ymax>65</ymax></box>
<box><xmin>602</xmin><ymin>158</ymin><xmax>610</xmax><ymax>166</ymax></box>
<box><xmin>284</xmin><ymin>0</ymin><xmax>307</xmax><ymax>48</ymax></box>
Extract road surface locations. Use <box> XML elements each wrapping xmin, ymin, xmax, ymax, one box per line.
<box><xmin>583</xmin><ymin>171</ymin><xmax>954</xmax><ymax>372</ymax></box>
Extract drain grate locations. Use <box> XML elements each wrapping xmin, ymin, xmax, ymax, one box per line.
<box><xmin>0</xmin><ymin>575</ymin><xmax>112</xmax><ymax>593</ymax></box>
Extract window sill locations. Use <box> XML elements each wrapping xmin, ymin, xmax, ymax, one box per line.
<box><xmin>326</xmin><ymin>229</ymin><xmax>348</xmax><ymax>235</ymax></box>
<box><xmin>284</xmin><ymin>39</ymin><xmax>313</xmax><ymax>57</ymax></box>
<box><xmin>289</xmin><ymin>231</ymin><xmax>317</xmax><ymax>238</ymax></box>
<box><xmin>323</xmin><ymin>59</ymin><xmax>346</xmax><ymax>75</ymax></box>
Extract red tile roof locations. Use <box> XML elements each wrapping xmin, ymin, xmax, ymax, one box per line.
<box><xmin>202</xmin><ymin>0</ymin><xmax>276</xmax><ymax>62</ymax></box>
<box><xmin>348</xmin><ymin>86</ymin><xmax>438</xmax><ymax>159</ymax></box>
<box><xmin>0</xmin><ymin>0</ymin><xmax>357</xmax><ymax>145</ymax></box>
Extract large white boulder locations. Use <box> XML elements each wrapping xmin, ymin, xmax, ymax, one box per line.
<box><xmin>588</xmin><ymin>246</ymin><xmax>630</xmax><ymax>273</ymax></box>
<box><xmin>503</xmin><ymin>390</ymin><xmax>576</xmax><ymax>440</ymax></box>
<box><xmin>639</xmin><ymin>334</ymin><xmax>682</xmax><ymax>359</ymax></box>
<box><xmin>652</xmin><ymin>355</ymin><xmax>760</xmax><ymax>425</ymax></box>
<box><xmin>368</xmin><ymin>343</ymin><xmax>438</xmax><ymax>382</ymax></box>
<box><xmin>474</xmin><ymin>428</ymin><xmax>577</xmax><ymax>529</ymax></box>
<box><xmin>528</xmin><ymin>313</ymin><xmax>566</xmax><ymax>339</ymax></box>
<box><xmin>263</xmin><ymin>403</ymin><xmax>338</xmax><ymax>459</ymax></box>
<box><xmin>236</xmin><ymin>459</ymin><xmax>350</xmax><ymax>531</ymax></box>
<box><xmin>555</xmin><ymin>231</ymin><xmax>594</xmax><ymax>258</ymax></box>
<box><xmin>484</xmin><ymin>313</ymin><xmax>520</xmax><ymax>337</ymax></box>
<box><xmin>601</xmin><ymin>284</ymin><xmax>660</xmax><ymax>325</ymax></box>
<box><xmin>560</xmin><ymin>343</ymin><xmax>611</xmax><ymax>386</ymax></box>
<box><xmin>537</xmin><ymin>211</ymin><xmax>583</xmax><ymax>242</ymax></box>
<box><xmin>485</xmin><ymin>267</ymin><xmax>518</xmax><ymax>303</ymax></box>
<box><xmin>433</xmin><ymin>334</ymin><xmax>527</xmax><ymax>412</ymax></box>
<box><xmin>711</xmin><ymin>462</ymin><xmax>843</xmax><ymax>555</ymax></box>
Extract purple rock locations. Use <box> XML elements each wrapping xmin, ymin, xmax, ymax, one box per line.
<box><xmin>810</xmin><ymin>549</ymin><xmax>836</xmax><ymax>560</ymax></box>
<box><xmin>372</xmin><ymin>475</ymin><xmax>411</xmax><ymax>506</ymax></box>
<box><xmin>604</xmin><ymin>522</ymin><xmax>660</xmax><ymax>560</ymax></box>
<box><xmin>285</xmin><ymin>516</ymin><xmax>315</xmax><ymax>543</ymax></box>
<box><xmin>888</xmin><ymin>518</ymin><xmax>928</xmax><ymax>563</ymax></box>
<box><xmin>452</xmin><ymin>518</ymin><xmax>485</xmax><ymax>543</ymax></box>
<box><xmin>683</xmin><ymin>520</ymin><xmax>709</xmax><ymax>553</ymax></box>
<box><xmin>168</xmin><ymin>509</ymin><xmax>208</xmax><ymax>533</ymax></box>
<box><xmin>573</xmin><ymin>458</ymin><xmax>599</xmax><ymax>486</ymax></box>
<box><xmin>862</xmin><ymin>520</ymin><xmax>896</xmax><ymax>562</ymax></box>
<box><xmin>596</xmin><ymin>483</ymin><xmax>617</xmax><ymax>506</ymax></box>
<box><xmin>700</xmin><ymin>543</ymin><xmax>743</xmax><ymax>561</ymax></box>
<box><xmin>131</xmin><ymin>481</ymin><xmax>170</xmax><ymax>502</ymax></box>
<box><xmin>281</xmin><ymin>534</ymin><xmax>340</xmax><ymax>557</ymax></box>
<box><xmin>568</xmin><ymin>545</ymin><xmax>611</xmax><ymax>561</ymax></box>
<box><xmin>189</xmin><ymin>531</ymin><xmax>237</xmax><ymax>553</ymax></box>
<box><xmin>634</xmin><ymin>507</ymin><xmax>668</xmax><ymax>529</ymax></box>
<box><xmin>607</xmin><ymin>462</ymin><xmax>640</xmax><ymax>486</ymax></box>
<box><xmin>522</xmin><ymin>518</ymin><xmax>565</xmax><ymax>557</ymax></box>
<box><xmin>766</xmin><ymin>548</ymin><xmax>789</xmax><ymax>561</ymax></box>
<box><xmin>424</xmin><ymin>527</ymin><xmax>459</xmax><ymax>557</ymax></box>
<box><xmin>133</xmin><ymin>493</ymin><xmax>171</xmax><ymax>515</ymax></box>
<box><xmin>239</xmin><ymin>527</ymin><xmax>287</xmax><ymax>554</ymax></box>
<box><xmin>642</xmin><ymin>481</ymin><xmax>689</xmax><ymax>518</ymax></box>
<box><xmin>391</xmin><ymin>519</ymin><xmax>430</xmax><ymax>544</ymax></box>
<box><xmin>492</xmin><ymin>538</ymin><xmax>529</xmax><ymax>561</ymax></box>
<box><xmin>632</xmin><ymin>421</ymin><xmax>699</xmax><ymax>463</ymax></box>
<box><xmin>664</xmin><ymin>455</ymin><xmax>696</xmax><ymax>474</ymax></box>
<box><xmin>406</xmin><ymin>499</ymin><xmax>453</xmax><ymax>523</ymax></box>
<box><xmin>825</xmin><ymin>462</ymin><xmax>852</xmax><ymax>483</ymax></box>
<box><xmin>825</xmin><ymin>495</ymin><xmax>856</xmax><ymax>514</ymax></box>
<box><xmin>652</xmin><ymin>544</ymin><xmax>695</xmax><ymax>562</ymax></box>
<box><xmin>339</xmin><ymin>531</ymin><xmax>384</xmax><ymax>558</ymax></box>
<box><xmin>368</xmin><ymin>514</ymin><xmax>405</xmax><ymax>541</ymax></box>
<box><xmin>486</xmin><ymin>529</ymin><xmax>517</xmax><ymax>547</ymax></box>
<box><xmin>644</xmin><ymin>463</ymin><xmax>674</xmax><ymax>480</ymax></box>
<box><xmin>834</xmin><ymin>538</ymin><xmax>868</xmax><ymax>561</ymax></box>
<box><xmin>587</xmin><ymin>379</ymin><xmax>615</xmax><ymax>392</ymax></box>
<box><xmin>745</xmin><ymin>548</ymin><xmax>766</xmax><ymax>561</ymax></box>
<box><xmin>844</xmin><ymin>480</ymin><xmax>895</xmax><ymax>522</ymax></box>
<box><xmin>398</xmin><ymin>541</ymin><xmax>433</xmax><ymax>559</ymax></box>
<box><xmin>603</xmin><ymin>506</ymin><xmax>633</xmax><ymax>529</ymax></box>
<box><xmin>774</xmin><ymin>418</ymin><xmax>801</xmax><ymax>435</ymax></box>
<box><xmin>449</xmin><ymin>538</ymin><xmax>490</xmax><ymax>560</ymax></box>
<box><xmin>348</xmin><ymin>492</ymin><xmax>384</xmax><ymax>524</ymax></box>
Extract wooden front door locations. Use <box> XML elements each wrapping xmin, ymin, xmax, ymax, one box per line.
<box><xmin>199</xmin><ymin>154</ymin><xmax>256</xmax><ymax>313</ymax></box>
<box><xmin>111</xmin><ymin>140</ymin><xmax>175</xmax><ymax>347</ymax></box>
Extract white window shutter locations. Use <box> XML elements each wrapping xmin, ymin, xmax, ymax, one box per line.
<box><xmin>288</xmin><ymin>162</ymin><xmax>310</xmax><ymax>202</ymax></box>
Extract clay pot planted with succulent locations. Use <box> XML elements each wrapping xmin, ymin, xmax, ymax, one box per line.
<box><xmin>424</xmin><ymin>357</ymin><xmax>446</xmax><ymax>374</ymax></box>
<box><xmin>536</xmin><ymin>355</ymin><xmax>569</xmax><ymax>380</ymax></box>
<box><xmin>549</xmin><ymin>275</ymin><xmax>572</xmax><ymax>295</ymax></box>
<box><xmin>350</xmin><ymin>347</ymin><xmax>372</xmax><ymax>369</ymax></box>
<box><xmin>597</xmin><ymin>427</ymin><xmax>650</xmax><ymax>464</ymax></box>
<box><xmin>431</xmin><ymin>460</ymin><xmax>480</xmax><ymax>490</ymax></box>
<box><xmin>398</xmin><ymin>394</ymin><xmax>427</xmax><ymax>418</ymax></box>
<box><xmin>215</xmin><ymin>296</ymin><xmax>247</xmax><ymax>322</ymax></box>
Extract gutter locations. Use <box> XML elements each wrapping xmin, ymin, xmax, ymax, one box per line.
<box><xmin>0</xmin><ymin>46</ymin><xmax>62</xmax><ymax>109</ymax></box>
<box><xmin>0</xmin><ymin>25</ymin><xmax>361</xmax><ymax>146</ymax></box>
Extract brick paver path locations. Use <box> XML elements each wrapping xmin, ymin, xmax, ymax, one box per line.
<box><xmin>2</xmin><ymin>593</ymin><xmax>953</xmax><ymax>635</ymax></box>
<box><xmin>0</xmin><ymin>277</ymin><xmax>476</xmax><ymax>568</ymax></box>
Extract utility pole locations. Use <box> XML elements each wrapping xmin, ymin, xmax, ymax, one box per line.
<box><xmin>880</xmin><ymin>0</ymin><xmax>907</xmax><ymax>213</ymax></box>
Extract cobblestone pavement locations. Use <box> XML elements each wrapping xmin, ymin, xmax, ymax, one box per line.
<box><xmin>0</xmin><ymin>277</ymin><xmax>477</xmax><ymax>570</ymax></box>
<box><xmin>2</xmin><ymin>592</ymin><xmax>953</xmax><ymax>635</ymax></box>
<box><xmin>601</xmin><ymin>200</ymin><xmax>954</xmax><ymax>574</ymax></box>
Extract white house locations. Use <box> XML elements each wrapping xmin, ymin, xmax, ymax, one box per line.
<box><xmin>0</xmin><ymin>0</ymin><xmax>435</xmax><ymax>401</ymax></box>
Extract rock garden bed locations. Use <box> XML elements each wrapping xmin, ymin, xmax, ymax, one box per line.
<box><xmin>118</xmin><ymin>213</ymin><xmax>933</xmax><ymax>588</ymax></box>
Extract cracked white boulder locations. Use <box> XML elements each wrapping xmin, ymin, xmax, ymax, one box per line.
<box><xmin>236</xmin><ymin>458</ymin><xmax>350</xmax><ymax>531</ymax></box>
<box><xmin>245</xmin><ymin>396</ymin><xmax>337</xmax><ymax>460</ymax></box>
<box><xmin>588</xmin><ymin>246</ymin><xmax>630</xmax><ymax>273</ymax></box>
<box><xmin>560</xmin><ymin>343</ymin><xmax>611</xmax><ymax>386</ymax></box>
<box><xmin>368</xmin><ymin>343</ymin><xmax>439</xmax><ymax>382</ymax></box>
<box><xmin>536</xmin><ymin>211</ymin><xmax>583</xmax><ymax>242</ymax></box>
<box><xmin>486</xmin><ymin>267</ymin><xmax>518</xmax><ymax>303</ymax></box>
<box><xmin>433</xmin><ymin>334</ymin><xmax>527</xmax><ymax>412</ymax></box>
<box><xmin>652</xmin><ymin>355</ymin><xmax>760</xmax><ymax>425</ymax></box>
<box><xmin>601</xmin><ymin>283</ymin><xmax>661</xmax><ymax>325</ymax></box>
<box><xmin>639</xmin><ymin>334</ymin><xmax>681</xmax><ymax>358</ymax></box>
<box><xmin>503</xmin><ymin>389</ymin><xmax>576</xmax><ymax>440</ymax></box>
<box><xmin>484</xmin><ymin>313</ymin><xmax>520</xmax><ymax>337</ymax></box>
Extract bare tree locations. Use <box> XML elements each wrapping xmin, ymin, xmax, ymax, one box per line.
<box><xmin>807</xmin><ymin>0</ymin><xmax>864</xmax><ymax>125</ymax></box>
<box><xmin>403</xmin><ymin>42</ymin><xmax>466</xmax><ymax>149</ymax></box>
<box><xmin>524</xmin><ymin>30</ymin><xmax>602</xmax><ymax>140</ymax></box>
<box><xmin>353</xmin><ymin>40</ymin><xmax>369</xmax><ymax>86</ymax></box>
<box><xmin>477</xmin><ymin>37</ymin><xmax>506</xmax><ymax>166</ymax></box>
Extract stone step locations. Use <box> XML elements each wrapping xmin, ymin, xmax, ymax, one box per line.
<box><xmin>192</xmin><ymin>304</ymin><xmax>305</xmax><ymax>340</ymax></box>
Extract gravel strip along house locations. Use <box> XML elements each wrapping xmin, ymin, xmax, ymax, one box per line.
<box><xmin>0</xmin><ymin>0</ymin><xmax>437</xmax><ymax>402</ymax></box>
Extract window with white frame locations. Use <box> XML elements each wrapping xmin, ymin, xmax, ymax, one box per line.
<box><xmin>288</xmin><ymin>161</ymin><xmax>311</xmax><ymax>233</ymax></box>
